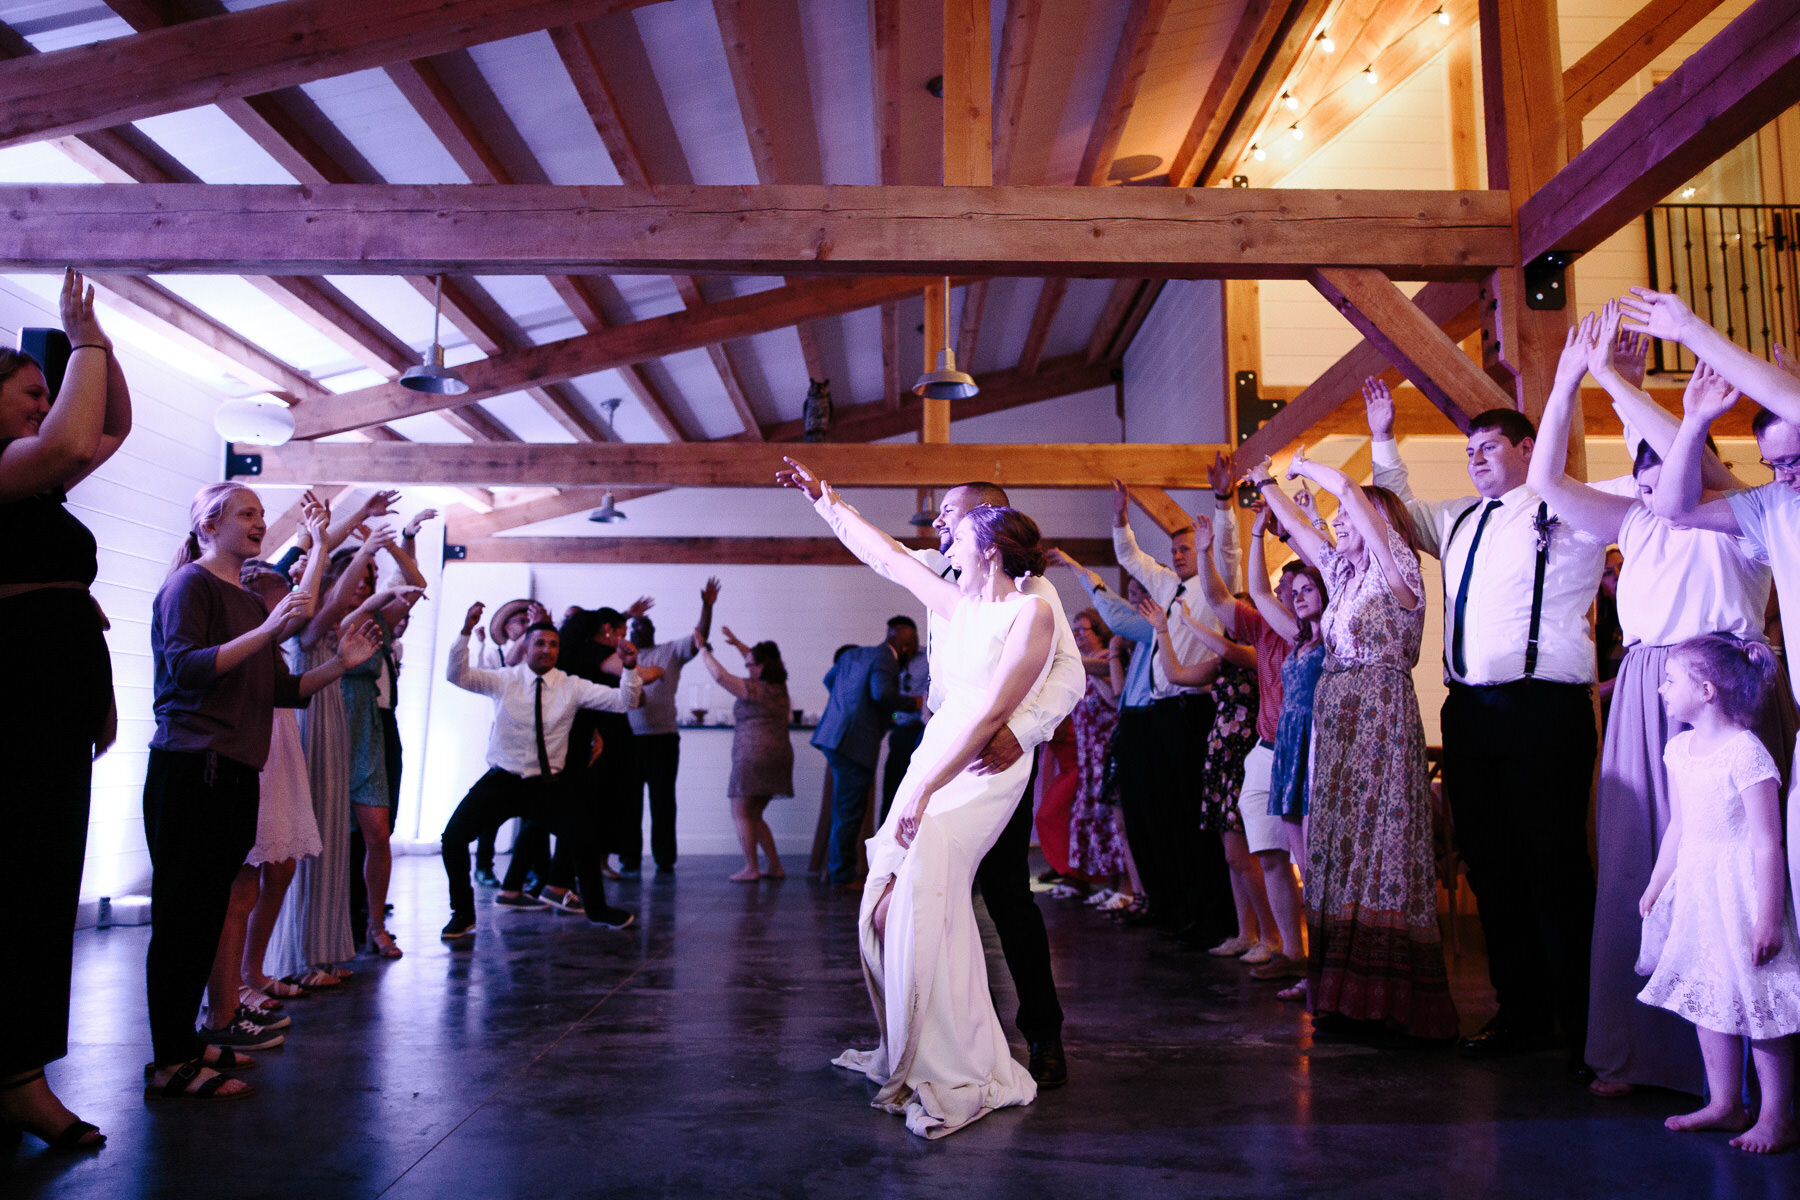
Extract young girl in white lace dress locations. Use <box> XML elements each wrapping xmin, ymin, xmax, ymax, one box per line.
<box><xmin>1640</xmin><ymin>634</ymin><xmax>1800</xmax><ymax>1154</ymax></box>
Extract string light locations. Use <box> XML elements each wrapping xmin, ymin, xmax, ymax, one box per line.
<box><xmin>1316</xmin><ymin>30</ymin><xmax>1335</xmax><ymax>53</ymax></box>
<box><xmin>1362</xmin><ymin>64</ymin><xmax>1377</xmax><ymax>86</ymax></box>
<box><xmin>1281</xmin><ymin>91</ymin><xmax>1299</xmax><ymax>111</ymax></box>
<box><xmin>1290</xmin><ymin>123</ymin><xmax>1304</xmax><ymax>141</ymax></box>
<box><xmin>1252</xmin><ymin>144</ymin><xmax>1266</xmax><ymax>161</ymax></box>
<box><xmin>1435</xmin><ymin>5</ymin><xmax>1450</xmax><ymax>24</ymax></box>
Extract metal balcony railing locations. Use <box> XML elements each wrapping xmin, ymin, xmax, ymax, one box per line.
<box><xmin>1644</xmin><ymin>204</ymin><xmax>1800</xmax><ymax>374</ymax></box>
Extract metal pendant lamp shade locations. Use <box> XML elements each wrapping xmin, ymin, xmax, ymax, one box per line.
<box><xmin>913</xmin><ymin>276</ymin><xmax>979</xmax><ymax>401</ymax></box>
<box><xmin>588</xmin><ymin>398</ymin><xmax>628</xmax><ymax>522</ymax></box>
<box><xmin>587</xmin><ymin>490</ymin><xmax>627</xmax><ymax>523</ymax></box>
<box><xmin>400</xmin><ymin>276</ymin><xmax>470</xmax><ymax>395</ymax></box>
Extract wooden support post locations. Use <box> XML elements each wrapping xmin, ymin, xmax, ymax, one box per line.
<box><xmin>1479</xmin><ymin>0</ymin><xmax>1581</xmax><ymax>476</ymax></box>
<box><xmin>921</xmin><ymin>279</ymin><xmax>951</xmax><ymax>442</ymax></box>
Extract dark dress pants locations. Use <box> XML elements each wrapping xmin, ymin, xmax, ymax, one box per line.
<box><xmin>142</xmin><ymin>748</ymin><xmax>260</xmax><ymax>1066</ymax></box>
<box><xmin>821</xmin><ymin>747</ymin><xmax>876</xmax><ymax>886</ymax></box>
<box><xmin>1442</xmin><ymin>680</ymin><xmax>1598</xmax><ymax>1048</ymax></box>
<box><xmin>440</xmin><ymin>768</ymin><xmax>608</xmax><ymax>921</ymax></box>
<box><xmin>1111</xmin><ymin>706</ymin><xmax>1158</xmax><ymax>908</ymax></box>
<box><xmin>973</xmin><ymin>750</ymin><xmax>1063</xmax><ymax>1044</ymax></box>
<box><xmin>3</xmin><ymin>590</ymin><xmax>110</xmax><ymax>1075</ymax></box>
<box><xmin>1150</xmin><ymin>693</ymin><xmax>1229</xmax><ymax>938</ymax></box>
<box><xmin>635</xmin><ymin>732</ymin><xmax>681</xmax><ymax>869</ymax></box>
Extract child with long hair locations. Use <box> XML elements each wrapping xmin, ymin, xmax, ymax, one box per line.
<box><xmin>1639</xmin><ymin>633</ymin><xmax>1800</xmax><ymax>1153</ymax></box>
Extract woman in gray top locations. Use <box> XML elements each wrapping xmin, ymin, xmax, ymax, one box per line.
<box><xmin>699</xmin><ymin>626</ymin><xmax>794</xmax><ymax>881</ymax></box>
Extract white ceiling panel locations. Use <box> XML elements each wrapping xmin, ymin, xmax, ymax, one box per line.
<box><xmin>299</xmin><ymin>68</ymin><xmax>469</xmax><ymax>185</ymax></box>
<box><xmin>466</xmin><ymin>31</ymin><xmax>623</xmax><ymax>187</ymax></box>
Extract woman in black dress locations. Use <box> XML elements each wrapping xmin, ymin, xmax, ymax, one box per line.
<box><xmin>0</xmin><ymin>271</ymin><xmax>131</xmax><ymax>1149</ymax></box>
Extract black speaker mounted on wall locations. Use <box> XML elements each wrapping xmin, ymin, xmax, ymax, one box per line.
<box><xmin>18</xmin><ymin>326</ymin><xmax>72</xmax><ymax>397</ymax></box>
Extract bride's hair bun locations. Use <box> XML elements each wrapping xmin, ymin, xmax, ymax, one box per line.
<box><xmin>964</xmin><ymin>505</ymin><xmax>1047</xmax><ymax>578</ymax></box>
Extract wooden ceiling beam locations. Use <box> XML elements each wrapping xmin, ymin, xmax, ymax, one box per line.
<box><xmin>761</xmin><ymin>352</ymin><xmax>1116</xmax><ymax>444</ymax></box>
<box><xmin>454</xmin><ymin>535</ymin><xmax>1120</xmax><ymax>566</ymax></box>
<box><xmin>1253</xmin><ymin>0</ymin><xmax>1481</xmax><ymax>186</ymax></box>
<box><xmin>230</xmin><ymin>440</ymin><xmax>1230</xmax><ymax>490</ymax></box>
<box><xmin>446</xmin><ymin>487</ymin><xmax>664</xmax><ymax>540</ymax></box>
<box><xmin>290</xmin><ymin>275</ymin><xmax>935</xmax><ymax>438</ymax></box>
<box><xmin>1019</xmin><ymin>0</ymin><xmax>1170</xmax><ymax>377</ymax></box>
<box><xmin>0</xmin><ymin>183</ymin><xmax>1516</xmax><ymax>278</ymax></box>
<box><xmin>1170</xmin><ymin>0</ymin><xmax>1287</xmax><ymax>187</ymax></box>
<box><xmin>1309</xmin><ymin>268</ymin><xmax>1511</xmax><ymax>428</ymax></box>
<box><xmin>1562</xmin><ymin>0</ymin><xmax>1725</xmax><ymax>137</ymax></box>
<box><xmin>1195</xmin><ymin>0</ymin><xmax>1334</xmax><ymax>187</ymax></box>
<box><xmin>1086</xmin><ymin>279</ymin><xmax>1148</xmax><ymax>365</ymax></box>
<box><xmin>1231</xmin><ymin>279</ymin><xmax>1487</xmax><ymax>473</ymax></box>
<box><xmin>0</xmin><ymin>0</ymin><xmax>668</xmax><ymax>149</ymax></box>
<box><xmin>1520</xmin><ymin>0</ymin><xmax>1800</xmax><ymax>262</ymax></box>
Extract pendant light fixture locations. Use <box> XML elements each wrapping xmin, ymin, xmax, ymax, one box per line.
<box><xmin>588</xmin><ymin>398</ymin><xmax>628</xmax><ymax>523</ymax></box>
<box><xmin>400</xmin><ymin>275</ymin><xmax>470</xmax><ymax>395</ymax></box>
<box><xmin>913</xmin><ymin>276</ymin><xmax>978</xmax><ymax>401</ymax></box>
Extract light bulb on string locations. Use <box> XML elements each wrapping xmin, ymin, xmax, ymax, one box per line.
<box><xmin>1290</xmin><ymin>123</ymin><xmax>1304</xmax><ymax>142</ymax></box>
<box><xmin>1316</xmin><ymin>30</ymin><xmax>1334</xmax><ymax>53</ymax></box>
<box><xmin>1362</xmin><ymin>64</ymin><xmax>1377</xmax><ymax>86</ymax></box>
<box><xmin>1281</xmin><ymin>91</ymin><xmax>1298</xmax><ymax>112</ymax></box>
<box><xmin>1435</xmin><ymin>5</ymin><xmax>1450</xmax><ymax>24</ymax></box>
<box><xmin>1251</xmin><ymin>144</ymin><xmax>1266</xmax><ymax>161</ymax></box>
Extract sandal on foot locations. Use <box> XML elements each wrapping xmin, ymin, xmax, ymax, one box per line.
<box><xmin>143</xmin><ymin>1061</ymin><xmax>253</xmax><ymax>1102</ymax></box>
<box><xmin>237</xmin><ymin>985</ymin><xmax>282</xmax><ymax>1012</ymax></box>
<box><xmin>0</xmin><ymin>1070</ymin><xmax>106</xmax><ymax>1150</ymax></box>
<box><xmin>283</xmin><ymin>969</ymin><xmax>339</xmax><ymax>990</ymax></box>
<box><xmin>255</xmin><ymin>977</ymin><xmax>304</xmax><ymax>1000</ymax></box>
<box><xmin>367</xmin><ymin>926</ymin><xmax>403</xmax><ymax>959</ymax></box>
<box><xmin>329</xmin><ymin>965</ymin><xmax>354</xmax><ymax>981</ymax></box>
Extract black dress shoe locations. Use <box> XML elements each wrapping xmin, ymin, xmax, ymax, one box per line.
<box><xmin>1028</xmin><ymin>1038</ymin><xmax>1068</xmax><ymax>1089</ymax></box>
<box><xmin>1567</xmin><ymin>1056</ymin><xmax>1597</xmax><ymax>1084</ymax></box>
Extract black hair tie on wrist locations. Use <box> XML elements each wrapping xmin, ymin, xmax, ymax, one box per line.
<box><xmin>71</xmin><ymin>343</ymin><xmax>108</xmax><ymax>352</ymax></box>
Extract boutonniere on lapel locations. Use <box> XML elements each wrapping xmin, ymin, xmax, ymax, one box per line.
<box><xmin>1532</xmin><ymin>508</ymin><xmax>1559</xmax><ymax>553</ymax></box>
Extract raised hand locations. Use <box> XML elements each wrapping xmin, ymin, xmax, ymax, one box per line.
<box><xmin>1619</xmin><ymin>287</ymin><xmax>1695</xmax><ymax>343</ymax></box>
<box><xmin>299</xmin><ymin>490</ymin><xmax>331</xmax><ymax>546</ymax></box>
<box><xmin>700</xmin><ymin>576</ymin><xmax>722</xmax><ymax>606</ymax></box>
<box><xmin>1242</xmin><ymin>455</ymin><xmax>1276</xmax><ymax>489</ymax></box>
<box><xmin>359</xmin><ymin>525</ymin><xmax>398</xmax><ymax>558</ymax></box>
<box><xmin>360</xmin><ymin>490</ymin><xmax>401</xmax><ymax>522</ymax></box>
<box><xmin>1683</xmin><ymin>360</ymin><xmax>1741</xmax><ymax>425</ymax></box>
<box><xmin>1584</xmin><ymin>299</ymin><xmax>1624</xmax><ymax>378</ymax></box>
<box><xmin>1190</xmin><ymin>511</ymin><xmax>1214</xmax><ymax>552</ymax></box>
<box><xmin>1111</xmin><ymin>478</ymin><xmax>1130</xmax><ymax>526</ymax></box>
<box><xmin>473</xmin><ymin>626</ymin><xmax>486</xmax><ymax>645</ymax></box>
<box><xmin>401</xmin><ymin>508</ymin><xmax>438</xmax><ymax>538</ymax></box>
<box><xmin>1044</xmin><ymin>546</ymin><xmax>1077</xmax><ymax>570</ymax></box>
<box><xmin>265</xmin><ymin>589</ymin><xmax>314</xmax><ymax>640</ymax></box>
<box><xmin>775</xmin><ymin>456</ymin><xmax>824</xmax><ymax>501</ymax></box>
<box><xmin>59</xmin><ymin>267</ymin><xmax>110</xmax><ymax>350</ymax></box>
<box><xmin>1285</xmin><ymin>445</ymin><xmax>1315</xmax><ymax>481</ymax></box>
<box><xmin>335</xmin><ymin>618</ymin><xmax>383</xmax><ymax>671</ymax></box>
<box><xmin>1362</xmin><ymin>377</ymin><xmax>1395</xmax><ymax>439</ymax></box>
<box><xmin>1134</xmin><ymin>594</ymin><xmax>1169</xmax><ymax>634</ymax></box>
<box><xmin>1250</xmin><ymin>500</ymin><xmax>1270</xmax><ymax>537</ymax></box>
<box><xmin>624</xmin><ymin>595</ymin><xmax>653</xmax><ymax>619</ymax></box>
<box><xmin>1554</xmin><ymin>316</ymin><xmax>1593</xmax><ymax>391</ymax></box>
<box><xmin>616</xmin><ymin>639</ymin><xmax>640</xmax><ymax>670</ymax></box>
<box><xmin>1206</xmin><ymin>451</ymin><xmax>1233</xmax><ymax>498</ymax></box>
<box><xmin>1292</xmin><ymin>486</ymin><xmax>1318</xmax><ymax>518</ymax></box>
<box><xmin>462</xmin><ymin>601</ymin><xmax>485</xmax><ymax>636</ymax></box>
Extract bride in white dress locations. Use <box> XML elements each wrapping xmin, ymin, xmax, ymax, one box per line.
<box><xmin>781</xmin><ymin>459</ymin><xmax>1056</xmax><ymax>1139</ymax></box>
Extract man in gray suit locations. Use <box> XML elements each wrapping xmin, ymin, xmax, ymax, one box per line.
<box><xmin>812</xmin><ymin>622</ymin><xmax>917</xmax><ymax>888</ymax></box>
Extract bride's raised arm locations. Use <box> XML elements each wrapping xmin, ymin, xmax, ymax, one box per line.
<box><xmin>777</xmin><ymin>455</ymin><xmax>963</xmax><ymax>620</ymax></box>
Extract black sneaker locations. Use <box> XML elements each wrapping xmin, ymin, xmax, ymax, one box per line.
<box><xmin>234</xmin><ymin>1004</ymin><xmax>291</xmax><ymax>1031</ymax></box>
<box><xmin>441</xmin><ymin>913</ymin><xmax>476</xmax><ymax>939</ymax></box>
<box><xmin>540</xmin><ymin>888</ymin><xmax>586</xmax><ymax>915</ymax></box>
<box><xmin>494</xmin><ymin>891</ymin><xmax>548</xmax><ymax>911</ymax></box>
<box><xmin>198</xmin><ymin>1018</ymin><xmax>285</xmax><ymax>1051</ymax></box>
<box><xmin>588</xmin><ymin>906</ymin><xmax>635</xmax><ymax>930</ymax></box>
<box><xmin>473</xmin><ymin>868</ymin><xmax>500</xmax><ymax>888</ymax></box>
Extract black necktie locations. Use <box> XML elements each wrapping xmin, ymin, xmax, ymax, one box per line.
<box><xmin>1450</xmin><ymin>500</ymin><xmax>1502</xmax><ymax>678</ymax></box>
<box><xmin>533</xmin><ymin>677</ymin><xmax>551</xmax><ymax>777</ymax></box>
<box><xmin>1155</xmin><ymin>582</ymin><xmax>1185</xmax><ymax>677</ymax></box>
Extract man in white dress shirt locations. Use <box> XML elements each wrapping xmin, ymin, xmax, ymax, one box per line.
<box><xmin>788</xmin><ymin>470</ymin><xmax>1085</xmax><ymax>1089</ymax></box>
<box><xmin>438</xmin><ymin>604</ymin><xmax>643</xmax><ymax>938</ymax></box>
<box><xmin>1370</xmin><ymin>392</ymin><xmax>1604</xmax><ymax>1070</ymax></box>
<box><xmin>1110</xmin><ymin>481</ymin><xmax>1240</xmax><ymax>949</ymax></box>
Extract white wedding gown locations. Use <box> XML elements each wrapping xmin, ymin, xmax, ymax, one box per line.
<box><xmin>832</xmin><ymin>593</ymin><xmax>1050</xmax><ymax>1138</ymax></box>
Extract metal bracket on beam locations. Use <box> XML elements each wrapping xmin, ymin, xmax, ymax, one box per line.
<box><xmin>1235</xmin><ymin>370</ymin><xmax>1284</xmax><ymax>507</ymax></box>
<box><xmin>443</xmin><ymin>541</ymin><xmax>467</xmax><ymax>562</ymax></box>
<box><xmin>1524</xmin><ymin>252</ymin><xmax>1571</xmax><ymax>310</ymax></box>
<box><xmin>225</xmin><ymin>447</ymin><xmax>262</xmax><ymax>478</ymax></box>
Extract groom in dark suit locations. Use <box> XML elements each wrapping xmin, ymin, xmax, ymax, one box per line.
<box><xmin>812</xmin><ymin>621</ymin><xmax>917</xmax><ymax>887</ymax></box>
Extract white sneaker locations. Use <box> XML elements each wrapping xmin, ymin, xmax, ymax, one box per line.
<box><xmin>1240</xmin><ymin>942</ymin><xmax>1278</xmax><ymax>965</ymax></box>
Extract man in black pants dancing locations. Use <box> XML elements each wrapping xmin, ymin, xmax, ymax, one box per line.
<box><xmin>437</xmin><ymin>604</ymin><xmax>643</xmax><ymax>937</ymax></box>
<box><xmin>797</xmin><ymin>474</ymin><xmax>1085</xmax><ymax>1087</ymax></box>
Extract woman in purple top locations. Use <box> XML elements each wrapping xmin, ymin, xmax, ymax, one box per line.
<box><xmin>143</xmin><ymin>483</ymin><xmax>377</xmax><ymax>1101</ymax></box>
<box><xmin>0</xmin><ymin>271</ymin><xmax>129</xmax><ymax>1151</ymax></box>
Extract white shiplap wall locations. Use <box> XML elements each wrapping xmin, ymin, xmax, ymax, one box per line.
<box><xmin>0</xmin><ymin>278</ymin><xmax>226</xmax><ymax>904</ymax></box>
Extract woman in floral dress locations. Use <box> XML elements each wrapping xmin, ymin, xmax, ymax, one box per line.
<box><xmin>1251</xmin><ymin>450</ymin><xmax>1457</xmax><ymax>1041</ymax></box>
<box><xmin>1066</xmin><ymin>609</ymin><xmax>1127</xmax><ymax>891</ymax></box>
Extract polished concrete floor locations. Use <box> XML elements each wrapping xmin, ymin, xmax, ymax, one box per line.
<box><xmin>8</xmin><ymin>854</ymin><xmax>1794</xmax><ymax>1199</ymax></box>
